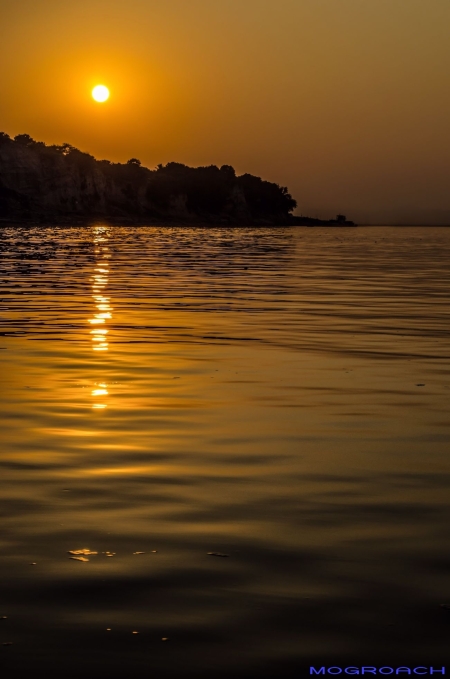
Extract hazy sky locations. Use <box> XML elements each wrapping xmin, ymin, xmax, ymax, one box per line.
<box><xmin>1</xmin><ymin>0</ymin><xmax>450</xmax><ymax>223</ymax></box>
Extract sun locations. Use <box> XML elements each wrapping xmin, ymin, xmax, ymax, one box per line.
<box><xmin>92</xmin><ymin>85</ymin><xmax>110</xmax><ymax>103</ymax></box>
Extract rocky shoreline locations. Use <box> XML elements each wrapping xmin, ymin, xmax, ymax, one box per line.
<box><xmin>0</xmin><ymin>132</ymin><xmax>354</xmax><ymax>227</ymax></box>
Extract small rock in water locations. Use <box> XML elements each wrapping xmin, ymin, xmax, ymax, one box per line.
<box><xmin>70</xmin><ymin>556</ymin><xmax>89</xmax><ymax>562</ymax></box>
<box><xmin>132</xmin><ymin>631</ymin><xmax>139</xmax><ymax>635</ymax></box>
<box><xmin>416</xmin><ymin>384</ymin><xmax>425</xmax><ymax>387</ymax></box>
<box><xmin>68</xmin><ymin>549</ymin><xmax>98</xmax><ymax>556</ymax></box>
<box><xmin>29</xmin><ymin>562</ymin><xmax>37</xmax><ymax>566</ymax></box>
<box><xmin>1</xmin><ymin>616</ymin><xmax>7</xmax><ymax>620</ymax></box>
<box><xmin>106</xmin><ymin>628</ymin><xmax>111</xmax><ymax>631</ymax></box>
<box><xmin>133</xmin><ymin>552</ymin><xmax>145</xmax><ymax>555</ymax></box>
<box><xmin>151</xmin><ymin>550</ymin><xmax>158</xmax><ymax>553</ymax></box>
<box><xmin>161</xmin><ymin>637</ymin><xmax>169</xmax><ymax>642</ymax></box>
<box><xmin>207</xmin><ymin>552</ymin><xmax>229</xmax><ymax>558</ymax></box>
<box><xmin>2</xmin><ymin>642</ymin><xmax>13</xmax><ymax>646</ymax></box>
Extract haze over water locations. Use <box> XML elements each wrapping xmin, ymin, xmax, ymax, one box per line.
<box><xmin>1</xmin><ymin>225</ymin><xmax>449</xmax><ymax>677</ymax></box>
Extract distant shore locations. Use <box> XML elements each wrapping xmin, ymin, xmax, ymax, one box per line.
<box><xmin>0</xmin><ymin>216</ymin><xmax>356</xmax><ymax>227</ymax></box>
<box><xmin>0</xmin><ymin>132</ymin><xmax>354</xmax><ymax>227</ymax></box>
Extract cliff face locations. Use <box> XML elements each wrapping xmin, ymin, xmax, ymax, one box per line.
<box><xmin>0</xmin><ymin>142</ymin><xmax>107</xmax><ymax>216</ymax></box>
<box><xmin>0</xmin><ymin>134</ymin><xmax>297</xmax><ymax>225</ymax></box>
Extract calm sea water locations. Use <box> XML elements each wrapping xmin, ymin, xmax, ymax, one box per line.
<box><xmin>1</xmin><ymin>225</ymin><xmax>449</xmax><ymax>677</ymax></box>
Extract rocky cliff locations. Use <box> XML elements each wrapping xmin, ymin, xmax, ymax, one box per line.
<box><xmin>0</xmin><ymin>133</ymin><xmax>299</xmax><ymax>225</ymax></box>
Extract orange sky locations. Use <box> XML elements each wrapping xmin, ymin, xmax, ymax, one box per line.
<box><xmin>1</xmin><ymin>0</ymin><xmax>450</xmax><ymax>224</ymax></box>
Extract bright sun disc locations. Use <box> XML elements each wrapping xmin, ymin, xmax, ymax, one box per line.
<box><xmin>92</xmin><ymin>85</ymin><xmax>110</xmax><ymax>102</ymax></box>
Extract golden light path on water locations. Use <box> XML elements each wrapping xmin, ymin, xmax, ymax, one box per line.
<box><xmin>89</xmin><ymin>226</ymin><xmax>112</xmax><ymax>408</ymax></box>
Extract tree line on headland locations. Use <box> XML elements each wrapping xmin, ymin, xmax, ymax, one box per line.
<box><xmin>0</xmin><ymin>133</ymin><xmax>354</xmax><ymax>226</ymax></box>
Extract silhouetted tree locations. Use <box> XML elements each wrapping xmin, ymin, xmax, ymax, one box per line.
<box><xmin>127</xmin><ymin>158</ymin><xmax>141</xmax><ymax>166</ymax></box>
<box><xmin>220</xmin><ymin>165</ymin><xmax>236</xmax><ymax>178</ymax></box>
<box><xmin>14</xmin><ymin>134</ymin><xmax>38</xmax><ymax>146</ymax></box>
<box><xmin>52</xmin><ymin>143</ymin><xmax>78</xmax><ymax>156</ymax></box>
<box><xmin>237</xmin><ymin>173</ymin><xmax>296</xmax><ymax>216</ymax></box>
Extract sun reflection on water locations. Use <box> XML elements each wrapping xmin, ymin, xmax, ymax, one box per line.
<box><xmin>89</xmin><ymin>226</ymin><xmax>112</xmax><ymax>407</ymax></box>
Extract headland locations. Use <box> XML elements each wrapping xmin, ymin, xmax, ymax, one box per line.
<box><xmin>0</xmin><ymin>133</ymin><xmax>354</xmax><ymax>226</ymax></box>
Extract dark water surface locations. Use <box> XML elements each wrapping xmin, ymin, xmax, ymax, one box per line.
<box><xmin>1</xmin><ymin>226</ymin><xmax>449</xmax><ymax>677</ymax></box>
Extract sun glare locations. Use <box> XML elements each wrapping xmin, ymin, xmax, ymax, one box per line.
<box><xmin>92</xmin><ymin>85</ymin><xmax>110</xmax><ymax>103</ymax></box>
